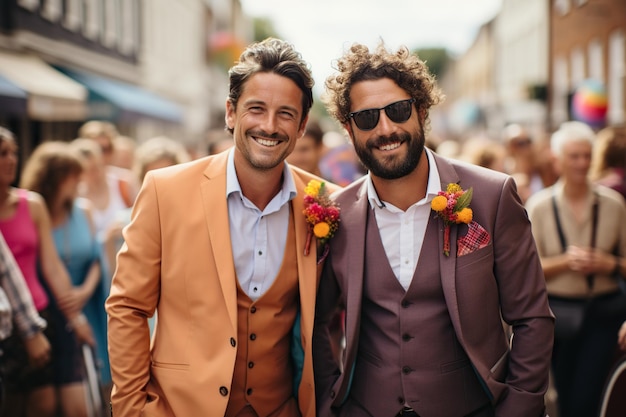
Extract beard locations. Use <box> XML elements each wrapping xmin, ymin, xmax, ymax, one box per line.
<box><xmin>353</xmin><ymin>125</ymin><xmax>425</xmax><ymax>180</ymax></box>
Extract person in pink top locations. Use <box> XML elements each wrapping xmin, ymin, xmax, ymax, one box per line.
<box><xmin>0</xmin><ymin>127</ymin><xmax>94</xmax><ymax>417</ymax></box>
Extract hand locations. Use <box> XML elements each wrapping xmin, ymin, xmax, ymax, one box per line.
<box><xmin>24</xmin><ymin>331</ymin><xmax>52</xmax><ymax>368</ymax></box>
<box><xmin>69</xmin><ymin>314</ymin><xmax>96</xmax><ymax>347</ymax></box>
<box><xmin>619</xmin><ymin>321</ymin><xmax>626</xmax><ymax>351</ymax></box>
<box><xmin>56</xmin><ymin>286</ymin><xmax>89</xmax><ymax>315</ymax></box>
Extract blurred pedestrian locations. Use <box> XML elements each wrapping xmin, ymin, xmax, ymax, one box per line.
<box><xmin>101</xmin><ymin>136</ymin><xmax>190</xmax><ymax>287</ymax></box>
<box><xmin>20</xmin><ymin>140</ymin><xmax>107</xmax><ymax>417</ymax></box>
<box><xmin>526</xmin><ymin>121</ymin><xmax>626</xmax><ymax>417</ymax></box>
<box><xmin>313</xmin><ymin>41</ymin><xmax>553</xmax><ymax>417</ymax></box>
<box><xmin>106</xmin><ymin>38</ymin><xmax>334</xmax><ymax>417</ymax></box>
<box><xmin>590</xmin><ymin>124</ymin><xmax>626</xmax><ymax>201</ymax></box>
<box><xmin>0</xmin><ymin>127</ymin><xmax>94</xmax><ymax>417</ymax></box>
<box><xmin>0</xmin><ymin>230</ymin><xmax>50</xmax><ymax>413</ymax></box>
<box><xmin>287</xmin><ymin>117</ymin><xmax>325</xmax><ymax>176</ymax></box>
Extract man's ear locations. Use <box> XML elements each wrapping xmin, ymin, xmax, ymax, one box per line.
<box><xmin>225</xmin><ymin>100</ymin><xmax>235</xmax><ymax>130</ymax></box>
<box><xmin>298</xmin><ymin>115</ymin><xmax>309</xmax><ymax>138</ymax></box>
<box><xmin>343</xmin><ymin>121</ymin><xmax>355</xmax><ymax>141</ymax></box>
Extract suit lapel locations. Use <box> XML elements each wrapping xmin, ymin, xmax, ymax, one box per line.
<box><xmin>336</xmin><ymin>181</ymin><xmax>369</xmax><ymax>404</ymax></box>
<box><xmin>431</xmin><ymin>153</ymin><xmax>465</xmax><ymax>338</ymax></box>
<box><xmin>200</xmin><ymin>152</ymin><xmax>238</xmax><ymax>333</ymax></box>
<box><xmin>291</xmin><ymin>170</ymin><xmax>318</xmax><ymax>339</ymax></box>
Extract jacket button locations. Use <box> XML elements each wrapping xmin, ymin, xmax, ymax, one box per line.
<box><xmin>398</xmin><ymin>396</ymin><xmax>404</xmax><ymax>404</ymax></box>
<box><xmin>248</xmin><ymin>361</ymin><xmax>254</xmax><ymax>368</ymax></box>
<box><xmin>230</xmin><ymin>337</ymin><xmax>236</xmax><ymax>347</ymax></box>
<box><xmin>247</xmin><ymin>388</ymin><xmax>253</xmax><ymax>395</ymax></box>
<box><xmin>250</xmin><ymin>306</ymin><xmax>257</xmax><ymax>313</ymax></box>
<box><xmin>401</xmin><ymin>300</ymin><xmax>410</xmax><ymax>308</ymax></box>
<box><xmin>402</xmin><ymin>333</ymin><xmax>411</xmax><ymax>341</ymax></box>
<box><xmin>330</xmin><ymin>390</ymin><xmax>336</xmax><ymax>399</ymax></box>
<box><xmin>402</xmin><ymin>366</ymin><xmax>412</xmax><ymax>374</ymax></box>
<box><xmin>219</xmin><ymin>386</ymin><xmax>228</xmax><ymax>396</ymax></box>
<box><xmin>250</xmin><ymin>333</ymin><xmax>256</xmax><ymax>341</ymax></box>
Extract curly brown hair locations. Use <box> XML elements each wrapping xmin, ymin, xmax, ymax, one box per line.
<box><xmin>323</xmin><ymin>42</ymin><xmax>444</xmax><ymax>132</ymax></box>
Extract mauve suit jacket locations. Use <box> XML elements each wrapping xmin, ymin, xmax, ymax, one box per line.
<box><xmin>313</xmin><ymin>152</ymin><xmax>555</xmax><ymax>417</ymax></box>
<box><xmin>106</xmin><ymin>151</ymin><xmax>329</xmax><ymax>417</ymax></box>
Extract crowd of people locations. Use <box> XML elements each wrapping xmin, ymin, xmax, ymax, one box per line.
<box><xmin>0</xmin><ymin>37</ymin><xmax>625</xmax><ymax>417</ymax></box>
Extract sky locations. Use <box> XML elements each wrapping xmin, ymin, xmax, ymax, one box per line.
<box><xmin>240</xmin><ymin>0</ymin><xmax>503</xmax><ymax>95</ymax></box>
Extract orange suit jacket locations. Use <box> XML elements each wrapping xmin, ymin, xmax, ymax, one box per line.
<box><xmin>106</xmin><ymin>151</ymin><xmax>331</xmax><ymax>417</ymax></box>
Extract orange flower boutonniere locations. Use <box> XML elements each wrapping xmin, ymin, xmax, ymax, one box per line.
<box><xmin>431</xmin><ymin>183</ymin><xmax>473</xmax><ymax>256</ymax></box>
<box><xmin>303</xmin><ymin>180</ymin><xmax>340</xmax><ymax>262</ymax></box>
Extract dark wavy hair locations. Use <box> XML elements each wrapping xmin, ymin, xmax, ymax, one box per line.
<box><xmin>323</xmin><ymin>42</ymin><xmax>444</xmax><ymax>132</ymax></box>
<box><xmin>19</xmin><ymin>141</ymin><xmax>83</xmax><ymax>212</ymax></box>
<box><xmin>226</xmin><ymin>37</ymin><xmax>314</xmax><ymax>134</ymax></box>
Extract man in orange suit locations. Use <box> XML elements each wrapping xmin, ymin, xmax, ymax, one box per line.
<box><xmin>106</xmin><ymin>38</ymin><xmax>331</xmax><ymax>417</ymax></box>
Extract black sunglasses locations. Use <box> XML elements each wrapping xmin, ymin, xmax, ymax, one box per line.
<box><xmin>348</xmin><ymin>98</ymin><xmax>416</xmax><ymax>131</ymax></box>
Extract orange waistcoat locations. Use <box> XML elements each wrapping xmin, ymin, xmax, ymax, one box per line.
<box><xmin>225</xmin><ymin>213</ymin><xmax>299</xmax><ymax>417</ymax></box>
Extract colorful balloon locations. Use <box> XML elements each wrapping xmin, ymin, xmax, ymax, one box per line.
<box><xmin>571</xmin><ymin>79</ymin><xmax>608</xmax><ymax>128</ymax></box>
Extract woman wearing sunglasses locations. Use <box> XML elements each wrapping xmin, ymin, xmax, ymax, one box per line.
<box><xmin>313</xmin><ymin>41</ymin><xmax>554</xmax><ymax>417</ymax></box>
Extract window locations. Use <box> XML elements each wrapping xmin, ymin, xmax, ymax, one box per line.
<box><xmin>84</xmin><ymin>0</ymin><xmax>102</xmax><ymax>41</ymax></box>
<box><xmin>588</xmin><ymin>38</ymin><xmax>604</xmax><ymax>83</ymax></box>
<box><xmin>118</xmin><ymin>0</ymin><xmax>139</xmax><ymax>56</ymax></box>
<box><xmin>570</xmin><ymin>47</ymin><xmax>586</xmax><ymax>87</ymax></box>
<box><xmin>554</xmin><ymin>0</ymin><xmax>570</xmax><ymax>16</ymax></box>
<box><xmin>608</xmin><ymin>30</ymin><xmax>625</xmax><ymax>124</ymax></box>
<box><xmin>552</xmin><ymin>56</ymin><xmax>569</xmax><ymax>127</ymax></box>
<box><xmin>103</xmin><ymin>0</ymin><xmax>119</xmax><ymax>48</ymax></box>
<box><xmin>17</xmin><ymin>0</ymin><xmax>39</xmax><ymax>11</ymax></box>
<box><xmin>41</xmin><ymin>0</ymin><xmax>62</xmax><ymax>22</ymax></box>
<box><xmin>64</xmin><ymin>0</ymin><xmax>83</xmax><ymax>31</ymax></box>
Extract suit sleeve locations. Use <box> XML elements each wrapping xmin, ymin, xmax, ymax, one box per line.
<box><xmin>106</xmin><ymin>172</ymin><xmax>163</xmax><ymax>417</ymax></box>
<box><xmin>492</xmin><ymin>177</ymin><xmax>555</xmax><ymax>417</ymax></box>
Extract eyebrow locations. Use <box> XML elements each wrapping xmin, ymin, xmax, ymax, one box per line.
<box><xmin>243</xmin><ymin>99</ymin><xmax>300</xmax><ymax>116</ymax></box>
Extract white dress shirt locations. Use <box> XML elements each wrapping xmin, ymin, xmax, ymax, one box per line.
<box><xmin>226</xmin><ymin>150</ymin><xmax>297</xmax><ymax>301</ymax></box>
<box><xmin>367</xmin><ymin>149</ymin><xmax>442</xmax><ymax>290</ymax></box>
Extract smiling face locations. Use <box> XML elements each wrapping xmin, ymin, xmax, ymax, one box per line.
<box><xmin>226</xmin><ymin>72</ymin><xmax>307</xmax><ymax>173</ymax></box>
<box><xmin>346</xmin><ymin>78</ymin><xmax>425</xmax><ymax>180</ymax></box>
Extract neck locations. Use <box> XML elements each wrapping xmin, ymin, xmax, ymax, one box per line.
<box><xmin>562</xmin><ymin>179</ymin><xmax>589</xmax><ymax>200</ymax></box>
<box><xmin>234</xmin><ymin>159</ymin><xmax>284</xmax><ymax>211</ymax></box>
<box><xmin>371</xmin><ymin>151</ymin><xmax>429</xmax><ymax>211</ymax></box>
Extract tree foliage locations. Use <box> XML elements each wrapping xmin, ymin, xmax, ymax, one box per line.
<box><xmin>413</xmin><ymin>48</ymin><xmax>451</xmax><ymax>80</ymax></box>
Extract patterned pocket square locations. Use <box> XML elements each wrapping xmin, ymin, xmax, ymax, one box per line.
<box><xmin>457</xmin><ymin>221</ymin><xmax>491</xmax><ymax>257</ymax></box>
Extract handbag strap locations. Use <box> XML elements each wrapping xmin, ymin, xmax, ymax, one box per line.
<box><xmin>551</xmin><ymin>190</ymin><xmax>599</xmax><ymax>290</ymax></box>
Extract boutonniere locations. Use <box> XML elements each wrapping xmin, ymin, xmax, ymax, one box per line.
<box><xmin>303</xmin><ymin>180</ymin><xmax>340</xmax><ymax>263</ymax></box>
<box><xmin>431</xmin><ymin>183</ymin><xmax>473</xmax><ymax>256</ymax></box>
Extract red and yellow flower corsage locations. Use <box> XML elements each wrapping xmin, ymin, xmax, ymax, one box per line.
<box><xmin>303</xmin><ymin>180</ymin><xmax>340</xmax><ymax>262</ymax></box>
<box><xmin>431</xmin><ymin>183</ymin><xmax>473</xmax><ymax>256</ymax></box>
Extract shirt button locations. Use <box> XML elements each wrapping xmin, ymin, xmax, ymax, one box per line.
<box><xmin>246</xmin><ymin>388</ymin><xmax>253</xmax><ymax>395</ymax></box>
<box><xmin>258</xmin><ymin>251</ymin><xmax>263</xmax><ymax>256</ymax></box>
<box><xmin>219</xmin><ymin>386</ymin><xmax>229</xmax><ymax>396</ymax></box>
<box><xmin>248</xmin><ymin>361</ymin><xmax>254</xmax><ymax>368</ymax></box>
<box><xmin>230</xmin><ymin>337</ymin><xmax>236</xmax><ymax>347</ymax></box>
<box><xmin>253</xmin><ymin>287</ymin><xmax>258</xmax><ymax>292</ymax></box>
<box><xmin>250</xmin><ymin>333</ymin><xmax>256</xmax><ymax>341</ymax></box>
<box><xmin>250</xmin><ymin>306</ymin><xmax>257</xmax><ymax>314</ymax></box>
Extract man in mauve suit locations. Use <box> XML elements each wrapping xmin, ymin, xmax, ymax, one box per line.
<box><xmin>106</xmin><ymin>38</ymin><xmax>333</xmax><ymax>417</ymax></box>
<box><xmin>312</xmin><ymin>42</ymin><xmax>555</xmax><ymax>417</ymax></box>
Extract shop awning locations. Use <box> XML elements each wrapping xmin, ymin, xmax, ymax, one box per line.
<box><xmin>0</xmin><ymin>73</ymin><xmax>27</xmax><ymax>117</ymax></box>
<box><xmin>0</xmin><ymin>51</ymin><xmax>87</xmax><ymax>121</ymax></box>
<box><xmin>57</xmin><ymin>67</ymin><xmax>184</xmax><ymax>124</ymax></box>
